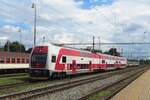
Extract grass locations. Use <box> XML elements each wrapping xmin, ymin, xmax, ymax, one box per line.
<box><xmin>87</xmin><ymin>70</ymin><xmax>145</xmax><ymax>100</ymax></box>
<box><xmin>0</xmin><ymin>68</ymin><xmax>145</xmax><ymax>96</ymax></box>
<box><xmin>0</xmin><ymin>74</ymin><xmax>29</xmax><ymax>85</ymax></box>
<box><xmin>0</xmin><ymin>73</ymin><xmax>28</xmax><ymax>78</ymax></box>
<box><xmin>0</xmin><ymin>79</ymin><xmax>54</xmax><ymax>95</ymax></box>
<box><xmin>88</xmin><ymin>90</ymin><xmax>111</xmax><ymax>100</ymax></box>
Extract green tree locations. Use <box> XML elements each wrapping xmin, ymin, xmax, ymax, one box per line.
<box><xmin>26</xmin><ymin>48</ymin><xmax>32</xmax><ymax>53</ymax></box>
<box><xmin>91</xmin><ymin>49</ymin><xmax>102</xmax><ymax>53</ymax></box>
<box><xmin>104</xmin><ymin>48</ymin><xmax>120</xmax><ymax>56</ymax></box>
<box><xmin>4</xmin><ymin>40</ymin><xmax>10</xmax><ymax>51</ymax></box>
<box><xmin>4</xmin><ymin>41</ymin><xmax>26</xmax><ymax>52</ymax></box>
<box><xmin>83</xmin><ymin>46</ymin><xmax>102</xmax><ymax>53</ymax></box>
<box><xmin>0</xmin><ymin>48</ymin><xmax>3</xmax><ymax>51</ymax></box>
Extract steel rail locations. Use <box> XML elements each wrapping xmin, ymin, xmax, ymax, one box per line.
<box><xmin>21</xmin><ymin>67</ymin><xmax>147</xmax><ymax>100</ymax></box>
<box><xmin>0</xmin><ymin>66</ymin><xmax>146</xmax><ymax>100</ymax></box>
<box><xmin>79</xmin><ymin>67</ymin><xmax>148</xmax><ymax>100</ymax></box>
<box><xmin>0</xmin><ymin>66</ymin><xmax>138</xmax><ymax>91</ymax></box>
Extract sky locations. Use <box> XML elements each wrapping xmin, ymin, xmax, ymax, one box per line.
<box><xmin>0</xmin><ymin>0</ymin><xmax>150</xmax><ymax>59</ymax></box>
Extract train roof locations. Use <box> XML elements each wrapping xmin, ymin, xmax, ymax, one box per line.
<box><xmin>36</xmin><ymin>43</ymin><xmax>126</xmax><ymax>61</ymax></box>
<box><xmin>0</xmin><ymin>51</ymin><xmax>29</xmax><ymax>58</ymax></box>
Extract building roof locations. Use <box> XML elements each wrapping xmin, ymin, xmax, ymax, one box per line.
<box><xmin>0</xmin><ymin>51</ymin><xmax>29</xmax><ymax>58</ymax></box>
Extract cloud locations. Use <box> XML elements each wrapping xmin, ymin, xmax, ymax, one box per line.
<box><xmin>53</xmin><ymin>33</ymin><xmax>79</xmax><ymax>43</ymax></box>
<box><xmin>0</xmin><ymin>25</ymin><xmax>20</xmax><ymax>33</ymax></box>
<box><xmin>0</xmin><ymin>0</ymin><xmax>150</xmax><ymax>59</ymax></box>
<box><xmin>0</xmin><ymin>36</ymin><xmax>8</xmax><ymax>46</ymax></box>
<box><xmin>0</xmin><ymin>36</ymin><xmax>8</xmax><ymax>40</ymax></box>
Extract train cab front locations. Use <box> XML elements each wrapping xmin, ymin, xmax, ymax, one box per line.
<box><xmin>29</xmin><ymin>46</ymin><xmax>49</xmax><ymax>79</ymax></box>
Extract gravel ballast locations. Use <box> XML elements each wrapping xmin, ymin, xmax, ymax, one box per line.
<box><xmin>37</xmin><ymin>75</ymin><xmax>126</xmax><ymax>100</ymax></box>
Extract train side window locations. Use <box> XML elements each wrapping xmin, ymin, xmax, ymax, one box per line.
<box><xmin>85</xmin><ymin>64</ymin><xmax>88</xmax><ymax>69</ymax></box>
<box><xmin>17</xmin><ymin>58</ymin><xmax>20</xmax><ymax>63</ymax></box>
<box><xmin>12</xmin><ymin>58</ymin><xmax>15</xmax><ymax>63</ymax></box>
<box><xmin>51</xmin><ymin>55</ymin><xmax>56</xmax><ymax>63</ymax></box>
<box><xmin>0</xmin><ymin>57</ymin><xmax>4</xmax><ymax>63</ymax></box>
<box><xmin>62</xmin><ymin>56</ymin><xmax>66</xmax><ymax>63</ymax></box>
<box><xmin>102</xmin><ymin>60</ymin><xmax>105</xmax><ymax>64</ymax></box>
<box><xmin>77</xmin><ymin>64</ymin><xmax>80</xmax><ymax>69</ymax></box>
<box><xmin>26</xmin><ymin>59</ymin><xmax>29</xmax><ymax>63</ymax></box>
<box><xmin>22</xmin><ymin>58</ymin><xmax>25</xmax><ymax>63</ymax></box>
<box><xmin>82</xmin><ymin>64</ymin><xmax>84</xmax><ymax>69</ymax></box>
<box><xmin>6</xmin><ymin>58</ymin><xmax>10</xmax><ymax>63</ymax></box>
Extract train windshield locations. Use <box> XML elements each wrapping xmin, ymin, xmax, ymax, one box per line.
<box><xmin>31</xmin><ymin>53</ymin><xmax>47</xmax><ymax>68</ymax></box>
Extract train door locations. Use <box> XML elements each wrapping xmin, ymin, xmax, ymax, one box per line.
<box><xmin>89</xmin><ymin>61</ymin><xmax>92</xmax><ymax>72</ymax></box>
<box><xmin>72</xmin><ymin>60</ymin><xmax>76</xmax><ymax>74</ymax></box>
<box><xmin>99</xmin><ymin>58</ymin><xmax>101</xmax><ymax>69</ymax></box>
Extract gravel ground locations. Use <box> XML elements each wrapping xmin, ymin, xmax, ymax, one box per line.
<box><xmin>111</xmin><ymin>69</ymin><xmax>150</xmax><ymax>100</ymax></box>
<box><xmin>35</xmin><ymin>69</ymin><xmax>144</xmax><ymax>100</ymax></box>
<box><xmin>0</xmin><ymin>69</ymin><xmax>127</xmax><ymax>95</ymax></box>
<box><xmin>0</xmin><ymin>67</ymin><xmax>142</xmax><ymax>98</ymax></box>
<box><xmin>36</xmin><ymin>75</ymin><xmax>123</xmax><ymax>100</ymax></box>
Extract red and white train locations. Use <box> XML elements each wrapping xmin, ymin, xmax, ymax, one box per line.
<box><xmin>0</xmin><ymin>51</ymin><xmax>29</xmax><ymax>74</ymax></box>
<box><xmin>29</xmin><ymin>43</ymin><xmax>127</xmax><ymax>79</ymax></box>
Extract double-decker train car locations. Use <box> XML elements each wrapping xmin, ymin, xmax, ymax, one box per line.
<box><xmin>29</xmin><ymin>43</ymin><xmax>127</xmax><ymax>79</ymax></box>
<box><xmin>128</xmin><ymin>60</ymin><xmax>140</xmax><ymax>66</ymax></box>
<box><xmin>0</xmin><ymin>51</ymin><xmax>29</xmax><ymax>74</ymax></box>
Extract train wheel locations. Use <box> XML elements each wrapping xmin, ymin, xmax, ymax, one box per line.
<box><xmin>57</xmin><ymin>73</ymin><xmax>61</xmax><ymax>80</ymax></box>
<box><xmin>60</xmin><ymin>72</ymin><xmax>65</xmax><ymax>79</ymax></box>
<box><xmin>52</xmin><ymin>73</ymin><xmax>60</xmax><ymax>80</ymax></box>
<box><xmin>51</xmin><ymin>73</ymin><xmax>56</xmax><ymax>79</ymax></box>
<box><xmin>62</xmin><ymin>72</ymin><xmax>66</xmax><ymax>78</ymax></box>
<box><xmin>59</xmin><ymin>73</ymin><xmax>63</xmax><ymax>80</ymax></box>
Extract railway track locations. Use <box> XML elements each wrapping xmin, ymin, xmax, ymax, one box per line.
<box><xmin>0</xmin><ymin>66</ymin><xmax>138</xmax><ymax>91</ymax></box>
<box><xmin>79</xmin><ymin>67</ymin><xmax>148</xmax><ymax>100</ymax></box>
<box><xmin>0</xmin><ymin>73</ymin><xmax>28</xmax><ymax>78</ymax></box>
<box><xmin>105</xmin><ymin>71</ymin><xmax>145</xmax><ymax>100</ymax></box>
<box><xmin>0</xmin><ymin>82</ymin><xmax>30</xmax><ymax>90</ymax></box>
<box><xmin>0</xmin><ymin>73</ymin><xmax>29</xmax><ymax>90</ymax></box>
<box><xmin>0</xmin><ymin>66</ymin><xmax>147</xmax><ymax>100</ymax></box>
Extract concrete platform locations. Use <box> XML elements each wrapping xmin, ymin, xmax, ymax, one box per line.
<box><xmin>111</xmin><ymin>68</ymin><xmax>150</xmax><ymax>100</ymax></box>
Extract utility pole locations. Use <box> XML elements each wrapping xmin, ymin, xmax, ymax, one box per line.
<box><xmin>32</xmin><ymin>3</ymin><xmax>37</xmax><ymax>46</ymax></box>
<box><xmin>98</xmin><ymin>36</ymin><xmax>100</xmax><ymax>51</ymax></box>
<box><xmin>7</xmin><ymin>40</ymin><xmax>10</xmax><ymax>52</ymax></box>
<box><xmin>19</xmin><ymin>29</ymin><xmax>22</xmax><ymax>53</ymax></box>
<box><xmin>93</xmin><ymin>36</ymin><xmax>95</xmax><ymax>51</ymax></box>
<box><xmin>131</xmin><ymin>42</ymin><xmax>133</xmax><ymax>60</ymax></box>
<box><xmin>18</xmin><ymin>29</ymin><xmax>22</xmax><ymax>61</ymax></box>
<box><xmin>121</xmin><ymin>48</ymin><xmax>123</xmax><ymax>56</ymax></box>
<box><xmin>42</xmin><ymin>36</ymin><xmax>45</xmax><ymax>43</ymax></box>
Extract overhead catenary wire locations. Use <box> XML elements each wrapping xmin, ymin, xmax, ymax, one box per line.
<box><xmin>53</xmin><ymin>42</ymin><xmax>150</xmax><ymax>46</ymax></box>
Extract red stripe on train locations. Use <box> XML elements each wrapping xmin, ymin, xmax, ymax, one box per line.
<box><xmin>55</xmin><ymin>48</ymin><xmax>126</xmax><ymax>72</ymax></box>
